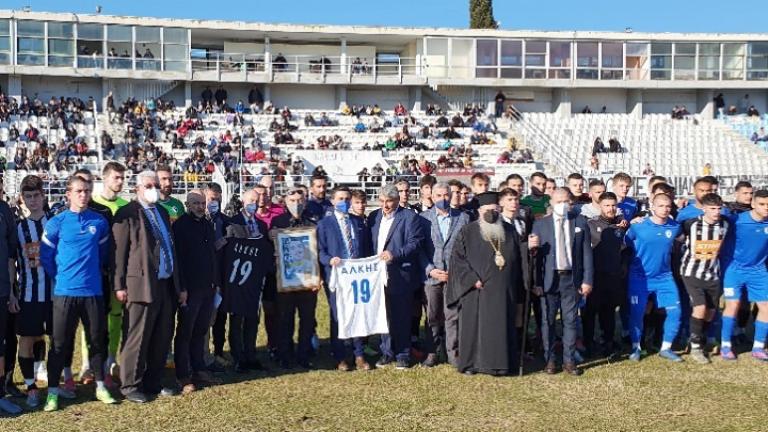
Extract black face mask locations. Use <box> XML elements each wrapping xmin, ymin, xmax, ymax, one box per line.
<box><xmin>483</xmin><ymin>210</ymin><xmax>499</xmax><ymax>224</ymax></box>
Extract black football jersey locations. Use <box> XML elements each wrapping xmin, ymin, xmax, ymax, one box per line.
<box><xmin>222</xmin><ymin>236</ymin><xmax>275</xmax><ymax>316</ymax></box>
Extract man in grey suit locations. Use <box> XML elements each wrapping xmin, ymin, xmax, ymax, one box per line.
<box><xmin>420</xmin><ymin>182</ymin><xmax>469</xmax><ymax>367</ymax></box>
<box><xmin>532</xmin><ymin>187</ymin><xmax>594</xmax><ymax>376</ymax></box>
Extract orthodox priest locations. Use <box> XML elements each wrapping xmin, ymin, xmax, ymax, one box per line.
<box><xmin>446</xmin><ymin>192</ymin><xmax>523</xmax><ymax>376</ymax></box>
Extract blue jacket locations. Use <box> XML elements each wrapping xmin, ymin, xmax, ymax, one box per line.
<box><xmin>419</xmin><ymin>207</ymin><xmax>469</xmax><ymax>285</ymax></box>
<box><xmin>368</xmin><ymin>207</ymin><xmax>425</xmax><ymax>294</ymax></box>
<box><xmin>532</xmin><ymin>212</ymin><xmax>594</xmax><ymax>293</ymax></box>
<box><xmin>317</xmin><ymin>212</ymin><xmax>371</xmax><ymax>283</ymax></box>
<box><xmin>40</xmin><ymin>209</ymin><xmax>110</xmax><ymax>297</ymax></box>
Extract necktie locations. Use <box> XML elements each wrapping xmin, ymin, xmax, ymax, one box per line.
<box><xmin>145</xmin><ymin>208</ymin><xmax>173</xmax><ymax>274</ymax></box>
<box><xmin>343</xmin><ymin>216</ymin><xmax>354</xmax><ymax>258</ymax></box>
<box><xmin>557</xmin><ymin>217</ymin><xmax>568</xmax><ymax>270</ymax></box>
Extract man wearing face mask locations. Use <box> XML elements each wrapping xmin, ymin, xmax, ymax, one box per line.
<box><xmin>205</xmin><ymin>182</ymin><xmax>231</xmax><ymax>367</ymax></box>
<box><xmin>270</xmin><ymin>189</ymin><xmax>318</xmax><ymax>369</ymax></box>
<box><xmin>419</xmin><ymin>182</ymin><xmax>469</xmax><ymax>367</ymax></box>
<box><xmin>446</xmin><ymin>192</ymin><xmax>524</xmax><ymax>376</ymax></box>
<box><xmin>318</xmin><ymin>187</ymin><xmax>372</xmax><ymax>371</ymax></box>
<box><xmin>531</xmin><ymin>188</ymin><xmax>594</xmax><ymax>376</ymax></box>
<box><xmin>171</xmin><ymin>190</ymin><xmax>221</xmax><ymax>393</ymax></box>
<box><xmin>112</xmin><ymin>170</ymin><xmax>185</xmax><ymax>403</ymax></box>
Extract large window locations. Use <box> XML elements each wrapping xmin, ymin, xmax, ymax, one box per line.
<box><xmin>549</xmin><ymin>41</ymin><xmax>571</xmax><ymax>79</ymax></box>
<box><xmin>77</xmin><ymin>23</ymin><xmax>104</xmax><ymax>68</ymax></box>
<box><xmin>136</xmin><ymin>26</ymin><xmax>161</xmax><ymax>70</ymax></box>
<box><xmin>17</xmin><ymin>20</ymin><xmax>45</xmax><ymax>66</ymax></box>
<box><xmin>524</xmin><ymin>40</ymin><xmax>546</xmax><ymax>79</ymax></box>
<box><xmin>747</xmin><ymin>42</ymin><xmax>768</xmax><ymax>80</ymax></box>
<box><xmin>650</xmin><ymin>42</ymin><xmax>672</xmax><ymax>80</ymax></box>
<box><xmin>576</xmin><ymin>42</ymin><xmax>598</xmax><ymax>79</ymax></box>
<box><xmin>0</xmin><ymin>20</ymin><xmax>10</xmax><ymax>65</ymax></box>
<box><xmin>48</xmin><ymin>22</ymin><xmax>74</xmax><ymax>67</ymax></box>
<box><xmin>698</xmin><ymin>43</ymin><xmax>720</xmax><ymax>80</ymax></box>
<box><xmin>626</xmin><ymin>42</ymin><xmax>649</xmax><ymax>80</ymax></box>
<box><xmin>425</xmin><ymin>38</ymin><xmax>448</xmax><ymax>78</ymax></box>
<box><xmin>601</xmin><ymin>42</ymin><xmax>623</xmax><ymax>79</ymax></box>
<box><xmin>674</xmin><ymin>43</ymin><xmax>696</xmax><ymax>80</ymax></box>
<box><xmin>475</xmin><ymin>39</ymin><xmax>498</xmax><ymax>78</ymax></box>
<box><xmin>163</xmin><ymin>28</ymin><xmax>188</xmax><ymax>72</ymax></box>
<box><xmin>107</xmin><ymin>24</ymin><xmax>133</xmax><ymax>69</ymax></box>
<box><xmin>722</xmin><ymin>43</ymin><xmax>745</xmax><ymax>80</ymax></box>
<box><xmin>500</xmin><ymin>40</ymin><xmax>522</xmax><ymax>78</ymax></box>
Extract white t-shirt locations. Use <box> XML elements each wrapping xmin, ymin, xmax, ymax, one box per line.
<box><xmin>329</xmin><ymin>256</ymin><xmax>389</xmax><ymax>339</ymax></box>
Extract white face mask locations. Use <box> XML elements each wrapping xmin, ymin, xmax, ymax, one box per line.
<box><xmin>143</xmin><ymin>187</ymin><xmax>159</xmax><ymax>204</ymax></box>
<box><xmin>552</xmin><ymin>202</ymin><xmax>569</xmax><ymax>216</ymax></box>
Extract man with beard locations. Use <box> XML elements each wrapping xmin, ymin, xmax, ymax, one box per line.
<box><xmin>521</xmin><ymin>172</ymin><xmax>550</xmax><ymax>220</ymax></box>
<box><xmin>446</xmin><ymin>192</ymin><xmax>523</xmax><ymax>376</ymax></box>
<box><xmin>727</xmin><ymin>181</ymin><xmax>753</xmax><ymax>214</ymax></box>
<box><xmin>156</xmin><ymin>166</ymin><xmax>185</xmax><ymax>224</ymax></box>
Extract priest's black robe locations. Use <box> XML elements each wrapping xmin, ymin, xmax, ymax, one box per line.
<box><xmin>446</xmin><ymin>221</ymin><xmax>523</xmax><ymax>375</ymax></box>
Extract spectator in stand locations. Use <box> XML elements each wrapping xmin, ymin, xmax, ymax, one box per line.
<box><xmin>747</xmin><ymin>105</ymin><xmax>760</xmax><ymax>117</ymax></box>
<box><xmin>394</xmin><ymin>102</ymin><xmax>408</xmax><ymax>116</ymax></box>
<box><xmin>643</xmin><ymin>163</ymin><xmax>655</xmax><ymax>176</ymax></box>
<box><xmin>494</xmin><ymin>91</ymin><xmax>506</xmax><ymax>118</ymax></box>
<box><xmin>714</xmin><ymin>93</ymin><xmax>725</xmax><ymax>117</ymax></box>
<box><xmin>608</xmin><ymin>137</ymin><xmax>622</xmax><ymax>153</ymax></box>
<box><xmin>702</xmin><ymin>162</ymin><xmax>713</xmax><ymax>176</ymax></box>
<box><xmin>592</xmin><ymin>137</ymin><xmax>606</xmax><ymax>155</ymax></box>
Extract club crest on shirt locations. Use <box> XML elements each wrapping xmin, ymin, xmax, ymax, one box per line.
<box><xmin>89</xmin><ymin>225</ymin><xmax>97</xmax><ymax>235</ymax></box>
<box><xmin>596</xmin><ymin>227</ymin><xmax>602</xmax><ymax>233</ymax></box>
<box><xmin>615</xmin><ymin>230</ymin><xmax>623</xmax><ymax>238</ymax></box>
<box><xmin>574</xmin><ymin>227</ymin><xmax>582</xmax><ymax>233</ymax></box>
<box><xmin>665</xmin><ymin>230</ymin><xmax>672</xmax><ymax>238</ymax></box>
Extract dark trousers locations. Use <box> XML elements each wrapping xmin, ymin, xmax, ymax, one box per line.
<box><xmin>381</xmin><ymin>289</ymin><xmax>414</xmax><ymax>361</ymax></box>
<box><xmin>2</xmin><ymin>299</ymin><xmax>15</xmax><ymax>381</ymax></box>
<box><xmin>212</xmin><ymin>308</ymin><xmax>227</xmax><ymax>357</ymax></box>
<box><xmin>326</xmin><ymin>287</ymin><xmax>364</xmax><ymax>361</ymax></box>
<box><xmin>174</xmin><ymin>292</ymin><xmax>214</xmax><ymax>380</ymax></box>
<box><xmin>540</xmin><ymin>272</ymin><xmax>580</xmax><ymax>364</ymax></box>
<box><xmin>229</xmin><ymin>314</ymin><xmax>259</xmax><ymax>364</ymax></box>
<box><xmin>583</xmin><ymin>272</ymin><xmax>622</xmax><ymax>350</ymax></box>
<box><xmin>120</xmin><ymin>281</ymin><xmax>175</xmax><ymax>395</ymax></box>
<box><xmin>424</xmin><ymin>282</ymin><xmax>448</xmax><ymax>355</ymax></box>
<box><xmin>277</xmin><ymin>291</ymin><xmax>317</xmax><ymax>364</ymax></box>
<box><xmin>48</xmin><ymin>296</ymin><xmax>106</xmax><ymax>388</ymax></box>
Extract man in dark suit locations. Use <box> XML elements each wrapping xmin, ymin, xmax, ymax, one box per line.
<box><xmin>368</xmin><ymin>184</ymin><xmax>425</xmax><ymax>369</ymax></box>
<box><xmin>318</xmin><ymin>186</ymin><xmax>372</xmax><ymax>371</ymax></box>
<box><xmin>419</xmin><ymin>182</ymin><xmax>469</xmax><ymax>367</ymax></box>
<box><xmin>531</xmin><ymin>187</ymin><xmax>594</xmax><ymax>376</ymax></box>
<box><xmin>113</xmin><ymin>170</ymin><xmax>184</xmax><ymax>403</ymax></box>
<box><xmin>204</xmin><ymin>182</ymin><xmax>231</xmax><ymax>368</ymax></box>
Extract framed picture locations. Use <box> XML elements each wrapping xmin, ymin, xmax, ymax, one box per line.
<box><xmin>275</xmin><ymin>227</ymin><xmax>321</xmax><ymax>292</ymax></box>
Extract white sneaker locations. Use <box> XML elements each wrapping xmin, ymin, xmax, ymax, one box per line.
<box><xmin>36</xmin><ymin>365</ymin><xmax>48</xmax><ymax>384</ymax></box>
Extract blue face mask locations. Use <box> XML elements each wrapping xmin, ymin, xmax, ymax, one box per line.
<box><xmin>245</xmin><ymin>203</ymin><xmax>257</xmax><ymax>215</ymax></box>
<box><xmin>434</xmin><ymin>199</ymin><xmax>450</xmax><ymax>211</ymax></box>
<box><xmin>335</xmin><ymin>201</ymin><xmax>350</xmax><ymax>214</ymax></box>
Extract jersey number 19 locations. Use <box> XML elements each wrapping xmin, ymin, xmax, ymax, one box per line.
<box><xmin>229</xmin><ymin>258</ymin><xmax>253</xmax><ymax>286</ymax></box>
<box><xmin>351</xmin><ymin>279</ymin><xmax>371</xmax><ymax>304</ymax></box>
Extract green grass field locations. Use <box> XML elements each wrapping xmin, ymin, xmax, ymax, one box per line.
<box><xmin>3</xmin><ymin>294</ymin><xmax>768</xmax><ymax>431</ymax></box>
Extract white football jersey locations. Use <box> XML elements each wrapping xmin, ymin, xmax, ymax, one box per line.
<box><xmin>329</xmin><ymin>256</ymin><xmax>389</xmax><ymax>339</ymax></box>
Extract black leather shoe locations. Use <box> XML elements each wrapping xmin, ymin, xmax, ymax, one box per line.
<box><xmin>563</xmin><ymin>362</ymin><xmax>583</xmax><ymax>376</ymax></box>
<box><xmin>4</xmin><ymin>382</ymin><xmax>24</xmax><ymax>398</ymax></box>
<box><xmin>234</xmin><ymin>362</ymin><xmax>250</xmax><ymax>374</ymax></box>
<box><xmin>422</xmin><ymin>354</ymin><xmax>438</xmax><ymax>368</ymax></box>
<box><xmin>375</xmin><ymin>355</ymin><xmax>394</xmax><ymax>367</ymax></box>
<box><xmin>246</xmin><ymin>360</ymin><xmax>265</xmax><ymax>370</ymax></box>
<box><xmin>124</xmin><ymin>391</ymin><xmax>148</xmax><ymax>404</ymax></box>
<box><xmin>545</xmin><ymin>361</ymin><xmax>557</xmax><ymax>375</ymax></box>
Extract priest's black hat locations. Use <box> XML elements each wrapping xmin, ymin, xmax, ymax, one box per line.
<box><xmin>475</xmin><ymin>191</ymin><xmax>499</xmax><ymax>206</ymax></box>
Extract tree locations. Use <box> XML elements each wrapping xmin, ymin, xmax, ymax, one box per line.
<box><xmin>470</xmin><ymin>0</ymin><xmax>498</xmax><ymax>29</ymax></box>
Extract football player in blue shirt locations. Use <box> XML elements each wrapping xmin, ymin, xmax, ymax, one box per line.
<box><xmin>720</xmin><ymin>189</ymin><xmax>768</xmax><ymax>361</ymax></box>
<box><xmin>624</xmin><ymin>193</ymin><xmax>683</xmax><ymax>362</ymax></box>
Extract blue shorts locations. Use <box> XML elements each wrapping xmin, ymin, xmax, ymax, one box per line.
<box><xmin>629</xmin><ymin>276</ymin><xmax>680</xmax><ymax>309</ymax></box>
<box><xmin>722</xmin><ymin>267</ymin><xmax>768</xmax><ymax>302</ymax></box>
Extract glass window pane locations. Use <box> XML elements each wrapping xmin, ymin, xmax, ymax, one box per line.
<box><xmin>651</xmin><ymin>43</ymin><xmax>672</xmax><ymax>55</ymax></box>
<box><xmin>676</xmin><ymin>43</ymin><xmax>696</xmax><ymax>55</ymax></box>
<box><xmin>500</xmin><ymin>40</ymin><xmax>522</xmax><ymax>66</ymax></box>
<box><xmin>49</xmin><ymin>39</ymin><xmax>74</xmax><ymax>55</ymax></box>
<box><xmin>164</xmin><ymin>60</ymin><xmax>187</xmax><ymax>72</ymax></box>
<box><xmin>0</xmin><ymin>37</ymin><xmax>9</xmax><ymax>52</ymax></box>
<box><xmin>0</xmin><ymin>20</ymin><xmax>9</xmax><ymax>35</ymax></box>
<box><xmin>48</xmin><ymin>22</ymin><xmax>73</xmax><ymax>38</ymax></box>
<box><xmin>699</xmin><ymin>43</ymin><xmax>719</xmax><ymax>55</ymax></box>
<box><xmin>526</xmin><ymin>41</ymin><xmax>546</xmax><ymax>53</ymax></box>
<box><xmin>17</xmin><ymin>21</ymin><xmax>44</xmax><ymax>37</ymax></box>
<box><xmin>476</xmin><ymin>39</ymin><xmax>498</xmax><ymax>66</ymax></box>
<box><xmin>577</xmin><ymin>42</ymin><xmax>598</xmax><ymax>67</ymax></box>
<box><xmin>164</xmin><ymin>28</ymin><xmax>187</xmax><ymax>45</ymax></box>
<box><xmin>18</xmin><ymin>54</ymin><xmax>44</xmax><ymax>66</ymax></box>
<box><xmin>18</xmin><ymin>38</ymin><xmax>44</xmax><ymax>53</ymax></box>
<box><xmin>676</xmin><ymin>57</ymin><xmax>695</xmax><ymax>69</ymax></box>
<box><xmin>164</xmin><ymin>44</ymin><xmax>187</xmax><ymax>61</ymax></box>
<box><xmin>108</xmin><ymin>25</ymin><xmax>132</xmax><ymax>42</ymax></box>
<box><xmin>0</xmin><ymin>52</ymin><xmax>9</xmax><ymax>64</ymax></box>
<box><xmin>500</xmin><ymin>68</ymin><xmax>521</xmax><ymax>78</ymax></box>
<box><xmin>549</xmin><ymin>41</ymin><xmax>571</xmax><ymax>68</ymax></box>
<box><xmin>525</xmin><ymin>69</ymin><xmax>546</xmax><ymax>79</ymax></box>
<box><xmin>626</xmin><ymin>43</ymin><xmax>648</xmax><ymax>56</ymax></box>
<box><xmin>723</xmin><ymin>43</ymin><xmax>744</xmax><ymax>56</ymax></box>
<box><xmin>48</xmin><ymin>56</ymin><xmax>74</xmax><ymax>67</ymax></box>
<box><xmin>136</xmin><ymin>27</ymin><xmax>161</xmax><ymax>43</ymax></box>
<box><xmin>602</xmin><ymin>42</ymin><xmax>623</xmax><ymax>68</ymax></box>
<box><xmin>78</xmin><ymin>23</ymin><xmax>103</xmax><ymax>40</ymax></box>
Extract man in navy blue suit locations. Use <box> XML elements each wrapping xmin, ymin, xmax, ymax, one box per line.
<box><xmin>532</xmin><ymin>187</ymin><xmax>594</xmax><ymax>376</ymax></box>
<box><xmin>368</xmin><ymin>184</ymin><xmax>425</xmax><ymax>369</ymax></box>
<box><xmin>317</xmin><ymin>186</ymin><xmax>372</xmax><ymax>371</ymax></box>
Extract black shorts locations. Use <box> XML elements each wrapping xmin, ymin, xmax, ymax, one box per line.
<box><xmin>682</xmin><ymin>276</ymin><xmax>721</xmax><ymax>309</ymax></box>
<box><xmin>16</xmin><ymin>301</ymin><xmax>53</xmax><ymax>337</ymax></box>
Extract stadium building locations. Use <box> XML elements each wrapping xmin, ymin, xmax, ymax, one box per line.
<box><xmin>1</xmin><ymin>9</ymin><xmax>767</xmax><ymax>200</ymax></box>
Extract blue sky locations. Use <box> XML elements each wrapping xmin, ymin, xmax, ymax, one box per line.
<box><xmin>3</xmin><ymin>0</ymin><xmax>764</xmax><ymax>33</ymax></box>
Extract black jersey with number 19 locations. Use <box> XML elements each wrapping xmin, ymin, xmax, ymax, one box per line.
<box><xmin>221</xmin><ymin>236</ymin><xmax>275</xmax><ymax>317</ymax></box>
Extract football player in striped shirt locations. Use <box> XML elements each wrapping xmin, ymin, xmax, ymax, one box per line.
<box><xmin>8</xmin><ymin>175</ymin><xmax>56</xmax><ymax>407</ymax></box>
<box><xmin>677</xmin><ymin>193</ymin><xmax>729</xmax><ymax>364</ymax></box>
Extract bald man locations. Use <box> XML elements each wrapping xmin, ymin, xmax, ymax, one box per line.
<box><xmin>171</xmin><ymin>190</ymin><xmax>221</xmax><ymax>393</ymax></box>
